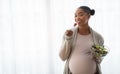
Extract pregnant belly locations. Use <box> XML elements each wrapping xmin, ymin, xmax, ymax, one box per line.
<box><xmin>69</xmin><ymin>55</ymin><xmax>96</xmax><ymax>74</ymax></box>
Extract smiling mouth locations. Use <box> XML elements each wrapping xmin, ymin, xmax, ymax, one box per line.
<box><xmin>76</xmin><ymin>21</ymin><xmax>81</xmax><ymax>23</ymax></box>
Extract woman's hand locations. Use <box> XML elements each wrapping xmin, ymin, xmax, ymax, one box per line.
<box><xmin>92</xmin><ymin>53</ymin><xmax>101</xmax><ymax>64</ymax></box>
<box><xmin>65</xmin><ymin>30</ymin><xmax>73</xmax><ymax>36</ymax></box>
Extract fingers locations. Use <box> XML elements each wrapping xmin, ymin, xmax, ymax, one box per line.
<box><xmin>65</xmin><ymin>30</ymin><xmax>73</xmax><ymax>36</ymax></box>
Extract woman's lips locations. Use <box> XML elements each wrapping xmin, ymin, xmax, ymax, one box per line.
<box><xmin>76</xmin><ymin>21</ymin><xmax>81</xmax><ymax>24</ymax></box>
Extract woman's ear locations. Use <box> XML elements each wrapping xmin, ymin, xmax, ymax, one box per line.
<box><xmin>88</xmin><ymin>14</ymin><xmax>91</xmax><ymax>19</ymax></box>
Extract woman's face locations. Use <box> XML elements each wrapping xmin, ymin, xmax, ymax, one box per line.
<box><xmin>75</xmin><ymin>8</ymin><xmax>90</xmax><ymax>27</ymax></box>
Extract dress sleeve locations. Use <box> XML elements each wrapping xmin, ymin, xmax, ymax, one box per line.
<box><xmin>59</xmin><ymin>32</ymin><xmax>73</xmax><ymax>61</ymax></box>
<box><xmin>95</xmin><ymin>33</ymin><xmax>104</xmax><ymax>64</ymax></box>
<box><xmin>98</xmin><ymin>34</ymin><xmax>104</xmax><ymax>46</ymax></box>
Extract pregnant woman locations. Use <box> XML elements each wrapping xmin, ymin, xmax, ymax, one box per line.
<box><xmin>59</xmin><ymin>6</ymin><xmax>105</xmax><ymax>74</ymax></box>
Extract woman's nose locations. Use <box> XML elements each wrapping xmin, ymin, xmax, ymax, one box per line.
<box><xmin>76</xmin><ymin>16</ymin><xmax>81</xmax><ymax>20</ymax></box>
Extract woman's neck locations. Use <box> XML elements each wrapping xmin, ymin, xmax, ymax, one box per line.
<box><xmin>78</xmin><ymin>25</ymin><xmax>90</xmax><ymax>35</ymax></box>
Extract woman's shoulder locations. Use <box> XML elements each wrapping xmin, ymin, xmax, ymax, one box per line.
<box><xmin>93</xmin><ymin>30</ymin><xmax>103</xmax><ymax>39</ymax></box>
<box><xmin>92</xmin><ymin>29</ymin><xmax>104</xmax><ymax>44</ymax></box>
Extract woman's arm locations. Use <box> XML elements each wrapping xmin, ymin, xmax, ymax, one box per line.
<box><xmin>94</xmin><ymin>33</ymin><xmax>104</xmax><ymax>64</ymax></box>
<box><xmin>59</xmin><ymin>30</ymin><xmax>73</xmax><ymax>61</ymax></box>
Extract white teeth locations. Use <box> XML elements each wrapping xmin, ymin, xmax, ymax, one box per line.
<box><xmin>77</xmin><ymin>21</ymin><xmax>80</xmax><ymax>23</ymax></box>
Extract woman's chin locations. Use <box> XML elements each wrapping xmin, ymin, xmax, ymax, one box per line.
<box><xmin>78</xmin><ymin>23</ymin><xmax>83</xmax><ymax>26</ymax></box>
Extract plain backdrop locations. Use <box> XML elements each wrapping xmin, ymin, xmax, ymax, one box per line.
<box><xmin>0</xmin><ymin>0</ymin><xmax>120</xmax><ymax>74</ymax></box>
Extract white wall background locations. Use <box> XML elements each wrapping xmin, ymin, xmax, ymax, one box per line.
<box><xmin>0</xmin><ymin>0</ymin><xmax>120</xmax><ymax>74</ymax></box>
